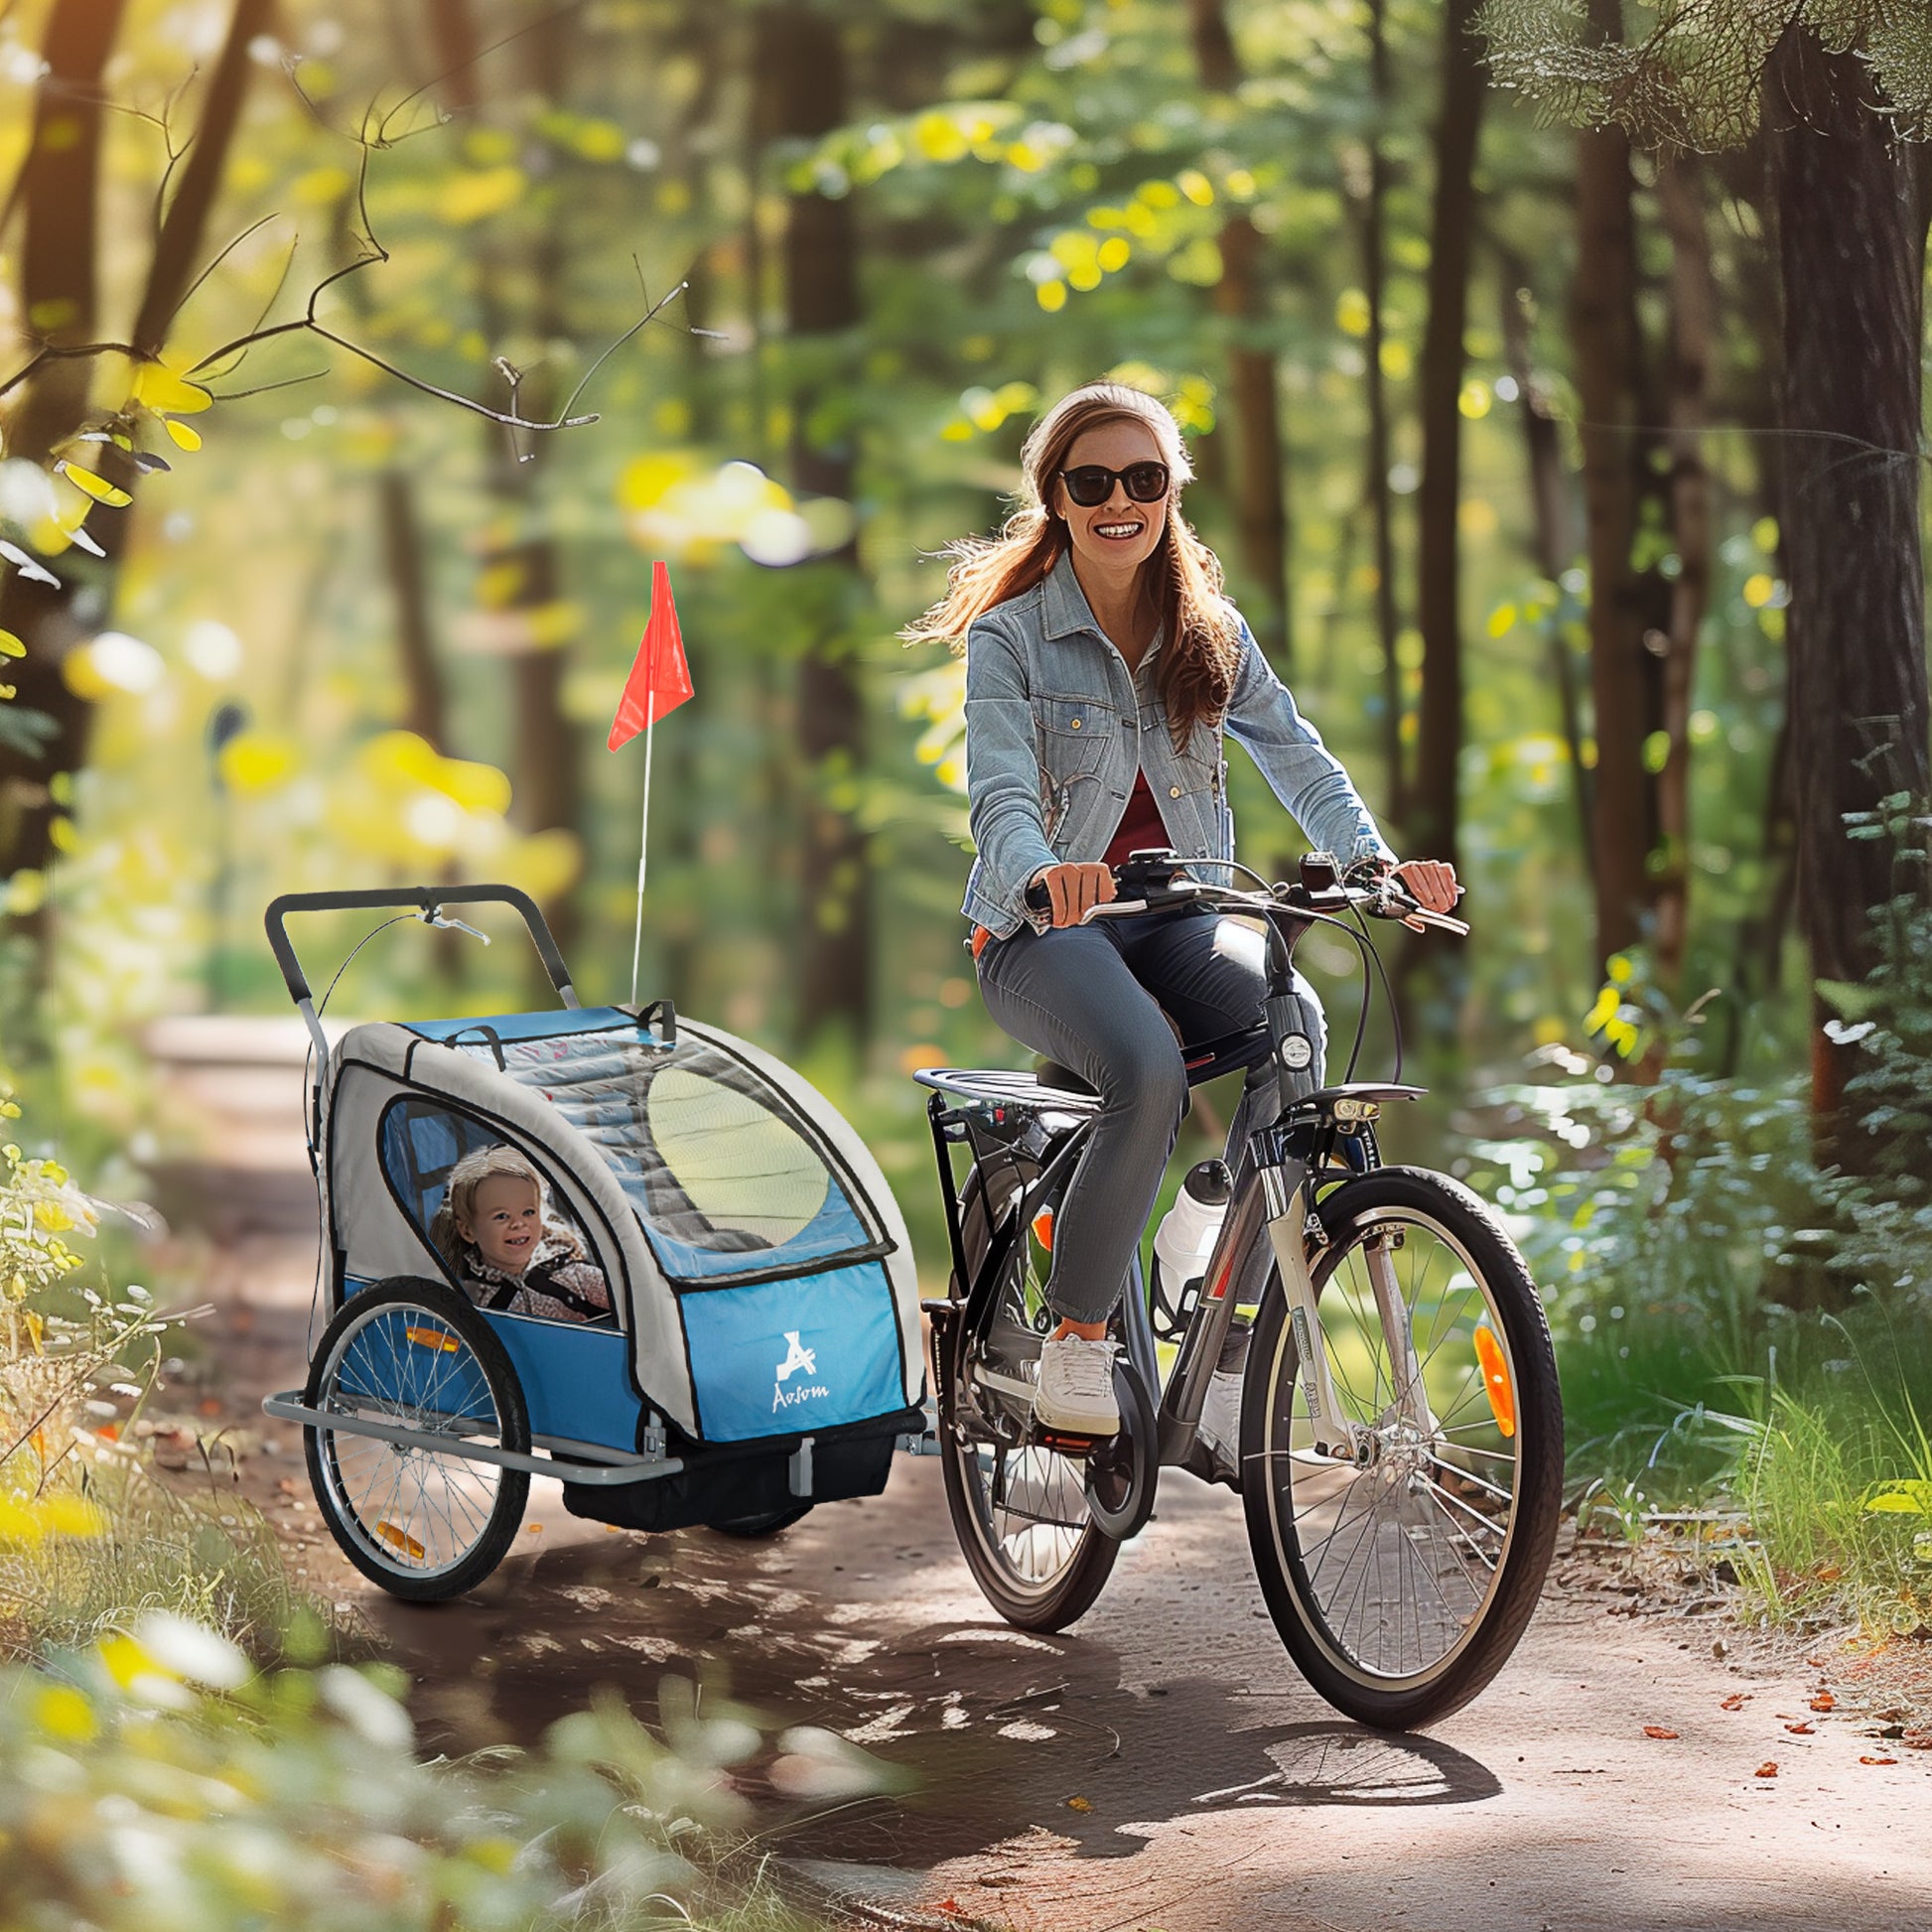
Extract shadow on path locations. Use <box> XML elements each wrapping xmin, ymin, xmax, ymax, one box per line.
<box><xmin>368</xmin><ymin>1530</ymin><xmax>1499</xmax><ymax>1876</ymax></box>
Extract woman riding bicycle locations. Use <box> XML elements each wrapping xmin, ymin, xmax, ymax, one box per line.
<box><xmin>906</xmin><ymin>380</ymin><xmax>1459</xmax><ymax>1439</ymax></box>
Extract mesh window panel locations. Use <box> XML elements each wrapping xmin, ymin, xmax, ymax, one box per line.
<box><xmin>456</xmin><ymin>1025</ymin><xmax>882</xmax><ymax>1287</ymax></box>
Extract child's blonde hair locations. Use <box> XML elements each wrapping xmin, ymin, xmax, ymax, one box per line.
<box><xmin>430</xmin><ymin>1144</ymin><xmax>574</xmax><ymax>1276</ymax></box>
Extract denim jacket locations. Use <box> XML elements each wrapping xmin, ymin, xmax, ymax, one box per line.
<box><xmin>961</xmin><ymin>550</ymin><xmax>1397</xmax><ymax>938</ymax></box>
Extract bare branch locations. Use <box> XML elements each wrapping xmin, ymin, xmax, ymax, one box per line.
<box><xmin>378</xmin><ymin>0</ymin><xmax>588</xmax><ymax>146</ymax></box>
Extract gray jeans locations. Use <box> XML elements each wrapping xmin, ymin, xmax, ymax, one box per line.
<box><xmin>975</xmin><ymin>907</ymin><xmax>1326</xmax><ymax>1323</ymax></box>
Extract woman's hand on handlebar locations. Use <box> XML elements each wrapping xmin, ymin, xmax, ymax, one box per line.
<box><xmin>1029</xmin><ymin>862</ymin><xmax>1117</xmax><ymax>927</ymax></box>
<box><xmin>1391</xmin><ymin>858</ymin><xmax>1460</xmax><ymax>930</ymax></box>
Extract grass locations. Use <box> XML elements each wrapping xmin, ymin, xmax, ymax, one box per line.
<box><xmin>1555</xmin><ymin>1302</ymin><xmax>1932</xmax><ymax>1637</ymax></box>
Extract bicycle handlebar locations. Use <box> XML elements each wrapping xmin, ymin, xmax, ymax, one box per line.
<box><xmin>1022</xmin><ymin>854</ymin><xmax>1469</xmax><ymax>938</ymax></box>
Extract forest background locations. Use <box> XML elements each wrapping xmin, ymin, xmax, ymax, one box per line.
<box><xmin>1</xmin><ymin>0</ymin><xmax>1931</xmax><ymax>1644</ymax></box>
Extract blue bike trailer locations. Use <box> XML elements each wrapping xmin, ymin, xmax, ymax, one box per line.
<box><xmin>260</xmin><ymin>889</ymin><xmax>929</xmax><ymax>1584</ymax></box>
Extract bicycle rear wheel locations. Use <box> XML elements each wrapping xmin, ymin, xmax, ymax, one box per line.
<box><xmin>936</xmin><ymin>1160</ymin><xmax>1121</xmax><ymax>1631</ymax></box>
<box><xmin>1240</xmin><ymin>1168</ymin><xmax>1562</xmax><ymax>1728</ymax></box>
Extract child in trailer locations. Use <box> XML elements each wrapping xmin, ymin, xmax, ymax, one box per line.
<box><xmin>430</xmin><ymin>1145</ymin><xmax>614</xmax><ymax>1324</ymax></box>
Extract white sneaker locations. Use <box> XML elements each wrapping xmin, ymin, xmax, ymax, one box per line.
<box><xmin>1034</xmin><ymin>1333</ymin><xmax>1122</xmax><ymax>1436</ymax></box>
<box><xmin>1197</xmin><ymin>1367</ymin><xmax>1242</xmax><ymax>1470</ymax></box>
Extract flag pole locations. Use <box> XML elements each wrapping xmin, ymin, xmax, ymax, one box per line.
<box><xmin>629</xmin><ymin>712</ymin><xmax>653</xmax><ymax>1007</ymax></box>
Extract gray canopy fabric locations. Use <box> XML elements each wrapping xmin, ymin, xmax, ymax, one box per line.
<box><xmin>315</xmin><ymin>1007</ymin><xmax>921</xmax><ymax>1443</ymax></box>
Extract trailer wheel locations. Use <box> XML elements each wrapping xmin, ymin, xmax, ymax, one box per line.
<box><xmin>304</xmin><ymin>1277</ymin><xmax>530</xmax><ymax>1600</ymax></box>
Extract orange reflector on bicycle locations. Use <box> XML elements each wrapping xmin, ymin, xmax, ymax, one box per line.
<box><xmin>1032</xmin><ymin>1209</ymin><xmax>1054</xmax><ymax>1252</ymax></box>
<box><xmin>376</xmin><ymin>1520</ymin><xmax>427</xmax><ymax>1561</ymax></box>
<box><xmin>1473</xmin><ymin>1324</ymin><xmax>1515</xmax><ymax>1438</ymax></box>
<box><xmin>404</xmin><ymin>1325</ymin><xmax>460</xmax><ymax>1353</ymax></box>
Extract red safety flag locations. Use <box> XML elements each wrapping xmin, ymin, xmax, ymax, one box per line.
<box><xmin>608</xmin><ymin>560</ymin><xmax>693</xmax><ymax>750</ymax></box>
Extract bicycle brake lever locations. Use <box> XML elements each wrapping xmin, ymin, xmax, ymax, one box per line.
<box><xmin>420</xmin><ymin>908</ymin><xmax>491</xmax><ymax>945</ymax></box>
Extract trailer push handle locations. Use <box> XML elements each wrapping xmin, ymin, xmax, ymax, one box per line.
<box><xmin>265</xmin><ymin>885</ymin><xmax>580</xmax><ymax>1059</ymax></box>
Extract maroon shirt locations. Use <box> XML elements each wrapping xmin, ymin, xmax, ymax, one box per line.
<box><xmin>1104</xmin><ymin>768</ymin><xmax>1169</xmax><ymax>870</ymax></box>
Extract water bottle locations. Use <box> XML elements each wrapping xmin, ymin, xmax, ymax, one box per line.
<box><xmin>1151</xmin><ymin>1159</ymin><xmax>1231</xmax><ymax>1328</ymax></box>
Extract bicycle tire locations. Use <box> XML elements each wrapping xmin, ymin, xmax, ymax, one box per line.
<box><xmin>304</xmin><ymin>1277</ymin><xmax>531</xmax><ymax>1601</ymax></box>
<box><xmin>1239</xmin><ymin>1167</ymin><xmax>1562</xmax><ymax>1728</ymax></box>
<box><xmin>936</xmin><ymin>1160</ymin><xmax>1121</xmax><ymax>1631</ymax></box>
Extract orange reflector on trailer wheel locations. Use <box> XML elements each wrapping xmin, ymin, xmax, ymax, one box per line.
<box><xmin>404</xmin><ymin>1325</ymin><xmax>460</xmax><ymax>1353</ymax></box>
<box><xmin>376</xmin><ymin>1520</ymin><xmax>427</xmax><ymax>1561</ymax></box>
<box><xmin>1032</xmin><ymin>1209</ymin><xmax>1054</xmax><ymax>1252</ymax></box>
<box><xmin>1472</xmin><ymin>1323</ymin><xmax>1516</xmax><ymax>1439</ymax></box>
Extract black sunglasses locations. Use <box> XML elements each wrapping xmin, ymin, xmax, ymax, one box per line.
<box><xmin>1058</xmin><ymin>461</ymin><xmax>1172</xmax><ymax>508</ymax></box>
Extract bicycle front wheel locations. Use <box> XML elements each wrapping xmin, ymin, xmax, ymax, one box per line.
<box><xmin>936</xmin><ymin>1160</ymin><xmax>1121</xmax><ymax>1631</ymax></box>
<box><xmin>1240</xmin><ymin>1167</ymin><xmax>1562</xmax><ymax>1728</ymax></box>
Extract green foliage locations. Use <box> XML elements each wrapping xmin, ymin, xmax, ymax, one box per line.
<box><xmin>1478</xmin><ymin>802</ymin><xmax>1932</xmax><ymax>1629</ymax></box>
<box><xmin>0</xmin><ymin>1097</ymin><xmax>345</xmax><ymax>1660</ymax></box>
<box><xmin>1</xmin><ymin>1617</ymin><xmax>845</xmax><ymax>1931</ymax></box>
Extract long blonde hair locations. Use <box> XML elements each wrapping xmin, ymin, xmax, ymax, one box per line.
<box><xmin>429</xmin><ymin>1144</ymin><xmax>579</xmax><ymax>1275</ymax></box>
<box><xmin>902</xmin><ymin>380</ymin><xmax>1243</xmax><ymax>747</ymax></box>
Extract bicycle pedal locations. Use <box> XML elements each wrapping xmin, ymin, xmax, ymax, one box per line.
<box><xmin>1034</xmin><ymin>1427</ymin><xmax>1107</xmax><ymax>1454</ymax></box>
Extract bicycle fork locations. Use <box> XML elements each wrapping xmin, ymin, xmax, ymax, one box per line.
<box><xmin>1259</xmin><ymin>1162</ymin><xmax>1432</xmax><ymax>1462</ymax></box>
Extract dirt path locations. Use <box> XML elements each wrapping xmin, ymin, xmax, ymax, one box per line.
<box><xmin>157</xmin><ymin>1232</ymin><xmax>1932</xmax><ymax>1932</ymax></box>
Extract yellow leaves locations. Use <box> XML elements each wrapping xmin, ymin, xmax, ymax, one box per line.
<box><xmin>912</xmin><ymin>110</ymin><xmax>970</xmax><ymax>163</ymax></box>
<box><xmin>163</xmin><ymin>417</ymin><xmax>204</xmax><ymax>453</ymax></box>
<box><xmin>1328</xmin><ymin>284</ymin><xmax>1375</xmax><ymax>334</ymax></box>
<box><xmin>55</xmin><ymin>462</ymin><xmax>131</xmax><ymax>508</ymax></box>
<box><xmin>33</xmin><ymin>1682</ymin><xmax>97</xmax><ymax>1743</ymax></box>
<box><xmin>63</xmin><ymin>631</ymin><xmax>166</xmax><ymax>701</ymax></box>
<box><xmin>33</xmin><ymin>1199</ymin><xmax>75</xmax><ymax>1233</ymax></box>
<box><xmin>1458</xmin><ymin>379</ymin><xmax>1493</xmax><ymax>419</ymax></box>
<box><xmin>291</xmin><ymin>166</ymin><xmax>354</xmax><ymax>206</ymax></box>
<box><xmin>1175</xmin><ymin>168</ymin><xmax>1214</xmax><ymax>207</ymax></box>
<box><xmin>0</xmin><ymin>629</ymin><xmax>24</xmax><ymax>657</ymax></box>
<box><xmin>1487</xmin><ymin>603</ymin><xmax>1517</xmax><ymax>639</ymax></box>
<box><xmin>1742</xmin><ymin>572</ymin><xmax>1777</xmax><ymax>609</ymax></box>
<box><xmin>1586</xmin><ymin>976</ymin><xmax>1642</xmax><ymax>1060</ymax></box>
<box><xmin>0</xmin><ymin>1490</ymin><xmax>106</xmax><ymax>1546</ymax></box>
<box><xmin>437</xmin><ymin>166</ymin><xmax>526</xmax><ymax>225</ymax></box>
<box><xmin>1096</xmin><ymin>236</ymin><xmax>1130</xmax><ymax>272</ymax></box>
<box><xmin>497</xmin><ymin>827</ymin><xmax>583</xmax><ymax>906</ymax></box>
<box><xmin>359</xmin><ymin>732</ymin><xmax>512</xmax><ymax>817</ymax></box>
<box><xmin>1864</xmin><ymin>1481</ymin><xmax>1932</xmax><ymax>1515</ymax></box>
<box><xmin>956</xmin><ymin>381</ymin><xmax>1037</xmax><ymax>435</ymax></box>
<box><xmin>130</xmin><ymin>362</ymin><xmax>212</xmax><ymax>416</ymax></box>
<box><xmin>217</xmin><ymin>731</ymin><xmax>299</xmax><ymax>795</ymax></box>
<box><xmin>1035</xmin><ymin>279</ymin><xmax>1068</xmax><ymax>313</ymax></box>
<box><xmin>618</xmin><ymin>452</ymin><xmax>700</xmax><ymax>512</ymax></box>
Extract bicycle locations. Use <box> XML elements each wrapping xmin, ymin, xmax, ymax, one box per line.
<box><xmin>914</xmin><ymin>852</ymin><xmax>1563</xmax><ymax>1729</ymax></box>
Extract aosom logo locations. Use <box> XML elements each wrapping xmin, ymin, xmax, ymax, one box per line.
<box><xmin>772</xmin><ymin>1330</ymin><xmax>829</xmax><ymax>1412</ymax></box>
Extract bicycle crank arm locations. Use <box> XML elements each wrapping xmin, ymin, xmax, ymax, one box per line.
<box><xmin>1259</xmin><ymin>1164</ymin><xmax>1362</xmax><ymax>1461</ymax></box>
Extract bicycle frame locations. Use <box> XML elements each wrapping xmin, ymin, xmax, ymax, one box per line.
<box><xmin>922</xmin><ymin>872</ymin><xmax>1436</xmax><ymax>1475</ymax></box>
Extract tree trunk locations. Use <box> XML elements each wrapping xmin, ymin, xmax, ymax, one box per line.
<box><xmin>1570</xmin><ymin>0</ymin><xmax>1665</xmax><ymax>971</ymax></box>
<box><xmin>1766</xmin><ymin>28</ymin><xmax>1932</xmax><ymax>1161</ymax></box>
<box><xmin>759</xmin><ymin>2</ymin><xmax>872</xmax><ymax>1046</ymax></box>
<box><xmin>1187</xmin><ymin>0</ymin><xmax>1291</xmax><ymax>670</ymax></box>
<box><xmin>1652</xmin><ymin>158</ymin><xmax>1714</xmax><ymax>993</ymax></box>
<box><xmin>1411</xmin><ymin>0</ymin><xmax>1485</xmax><ymax>877</ymax></box>
<box><xmin>1497</xmin><ymin>257</ymin><xmax>1592</xmax><ymax>871</ymax></box>
<box><xmin>1361</xmin><ymin>0</ymin><xmax>1402</xmax><ymax>823</ymax></box>
<box><xmin>1</xmin><ymin>0</ymin><xmax>265</xmax><ymax>910</ymax></box>
<box><xmin>426</xmin><ymin>0</ymin><xmax>582</xmax><ymax>958</ymax></box>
